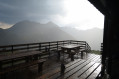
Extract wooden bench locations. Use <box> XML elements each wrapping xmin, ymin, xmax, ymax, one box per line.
<box><xmin>40</xmin><ymin>50</ymin><xmax>58</xmax><ymax>59</ymax></box>
<box><xmin>0</xmin><ymin>59</ymin><xmax>46</xmax><ymax>76</ymax></box>
<box><xmin>39</xmin><ymin>54</ymin><xmax>101</xmax><ymax>79</ymax></box>
<box><xmin>0</xmin><ymin>50</ymin><xmax>47</xmax><ymax>79</ymax></box>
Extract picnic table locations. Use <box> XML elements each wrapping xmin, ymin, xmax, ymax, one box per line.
<box><xmin>61</xmin><ymin>44</ymin><xmax>80</xmax><ymax>61</ymax></box>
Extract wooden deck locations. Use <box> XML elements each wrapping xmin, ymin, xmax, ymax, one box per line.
<box><xmin>0</xmin><ymin>40</ymin><xmax>94</xmax><ymax>79</ymax></box>
<box><xmin>0</xmin><ymin>53</ymin><xmax>101</xmax><ymax>79</ymax></box>
<box><xmin>39</xmin><ymin>53</ymin><xmax>101</xmax><ymax>79</ymax></box>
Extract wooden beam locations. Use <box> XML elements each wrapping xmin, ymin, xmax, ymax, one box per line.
<box><xmin>88</xmin><ymin>0</ymin><xmax>109</xmax><ymax>16</ymax></box>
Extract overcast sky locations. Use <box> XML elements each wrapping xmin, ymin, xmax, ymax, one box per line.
<box><xmin>0</xmin><ymin>0</ymin><xmax>104</xmax><ymax>30</ymax></box>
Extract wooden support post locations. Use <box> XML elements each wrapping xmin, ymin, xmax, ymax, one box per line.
<box><xmin>60</xmin><ymin>63</ymin><xmax>65</xmax><ymax>75</ymax></box>
<box><xmin>81</xmin><ymin>51</ymin><xmax>83</xmax><ymax>59</ymax></box>
<box><xmin>57</xmin><ymin>51</ymin><xmax>60</xmax><ymax>60</ymax></box>
<box><xmin>11</xmin><ymin>46</ymin><xmax>14</xmax><ymax>66</ymax></box>
<box><xmin>70</xmin><ymin>40</ymin><xmax>71</xmax><ymax>44</ymax></box>
<box><xmin>27</xmin><ymin>44</ymin><xmax>29</xmax><ymax>51</ymax></box>
<box><xmin>34</xmin><ymin>55</ymin><xmax>38</xmax><ymax>60</ymax></box>
<box><xmin>0</xmin><ymin>61</ymin><xmax>2</xmax><ymax>69</ymax></box>
<box><xmin>48</xmin><ymin>42</ymin><xmax>50</xmax><ymax>57</ymax></box>
<box><xmin>39</xmin><ymin>43</ymin><xmax>41</xmax><ymax>51</ymax></box>
<box><xmin>85</xmin><ymin>42</ymin><xmax>87</xmax><ymax>53</ymax></box>
<box><xmin>26</xmin><ymin>56</ymin><xmax>31</xmax><ymax>62</ymax></box>
<box><xmin>49</xmin><ymin>42</ymin><xmax>50</xmax><ymax>51</ymax></box>
<box><xmin>12</xmin><ymin>46</ymin><xmax>13</xmax><ymax>53</ymax></box>
<box><xmin>38</xmin><ymin>62</ymin><xmax>44</xmax><ymax>73</ymax></box>
<box><xmin>26</xmin><ymin>56</ymin><xmax>29</xmax><ymax>63</ymax></box>
<box><xmin>57</xmin><ymin>41</ymin><xmax>58</xmax><ymax>51</ymax></box>
<box><xmin>71</xmin><ymin>54</ymin><xmax>74</xmax><ymax>61</ymax></box>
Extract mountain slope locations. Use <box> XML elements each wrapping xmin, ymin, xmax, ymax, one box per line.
<box><xmin>61</xmin><ymin>27</ymin><xmax>103</xmax><ymax>50</ymax></box>
<box><xmin>0</xmin><ymin>21</ymin><xmax>75</xmax><ymax>45</ymax></box>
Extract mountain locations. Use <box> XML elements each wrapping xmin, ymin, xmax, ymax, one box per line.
<box><xmin>0</xmin><ymin>20</ymin><xmax>103</xmax><ymax>50</ymax></box>
<box><xmin>61</xmin><ymin>27</ymin><xmax>103</xmax><ymax>50</ymax></box>
<box><xmin>0</xmin><ymin>21</ymin><xmax>75</xmax><ymax>46</ymax></box>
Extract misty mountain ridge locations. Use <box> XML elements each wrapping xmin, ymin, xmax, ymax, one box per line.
<box><xmin>0</xmin><ymin>21</ymin><xmax>75</xmax><ymax>46</ymax></box>
<box><xmin>0</xmin><ymin>20</ymin><xmax>103</xmax><ymax>50</ymax></box>
<box><xmin>61</xmin><ymin>27</ymin><xmax>103</xmax><ymax>50</ymax></box>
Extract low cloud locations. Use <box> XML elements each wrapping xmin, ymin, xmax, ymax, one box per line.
<box><xmin>0</xmin><ymin>22</ymin><xmax>13</xmax><ymax>29</ymax></box>
<box><xmin>0</xmin><ymin>0</ymin><xmax>66</xmax><ymax>25</ymax></box>
<box><xmin>0</xmin><ymin>0</ymin><xmax>104</xmax><ymax>30</ymax></box>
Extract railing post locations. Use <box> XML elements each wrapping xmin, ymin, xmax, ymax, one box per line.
<box><xmin>70</xmin><ymin>40</ymin><xmax>71</xmax><ymax>44</ymax></box>
<box><xmin>48</xmin><ymin>42</ymin><xmax>51</xmax><ymax>57</ymax></box>
<box><xmin>39</xmin><ymin>43</ymin><xmax>41</xmax><ymax>51</ymax></box>
<box><xmin>49</xmin><ymin>42</ymin><xmax>50</xmax><ymax>51</ymax></box>
<box><xmin>85</xmin><ymin>41</ymin><xmax>87</xmax><ymax>53</ymax></box>
<box><xmin>63</xmin><ymin>41</ymin><xmax>64</xmax><ymax>46</ymax></box>
<box><xmin>12</xmin><ymin>46</ymin><xmax>13</xmax><ymax>53</ymax></box>
<box><xmin>57</xmin><ymin>41</ymin><xmax>58</xmax><ymax>51</ymax></box>
<box><xmin>85</xmin><ymin>41</ymin><xmax>86</xmax><ymax>51</ymax></box>
<box><xmin>27</xmin><ymin>44</ymin><xmax>29</xmax><ymax>51</ymax></box>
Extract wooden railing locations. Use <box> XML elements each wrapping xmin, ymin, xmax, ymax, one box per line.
<box><xmin>101</xmin><ymin>43</ymin><xmax>103</xmax><ymax>53</ymax></box>
<box><xmin>0</xmin><ymin>40</ymin><xmax>91</xmax><ymax>55</ymax></box>
<box><xmin>69</xmin><ymin>40</ymin><xmax>91</xmax><ymax>53</ymax></box>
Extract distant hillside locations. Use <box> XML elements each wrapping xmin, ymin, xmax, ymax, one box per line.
<box><xmin>0</xmin><ymin>20</ymin><xmax>103</xmax><ymax>50</ymax></box>
<box><xmin>61</xmin><ymin>27</ymin><xmax>103</xmax><ymax>50</ymax></box>
<box><xmin>0</xmin><ymin>21</ymin><xmax>75</xmax><ymax>46</ymax></box>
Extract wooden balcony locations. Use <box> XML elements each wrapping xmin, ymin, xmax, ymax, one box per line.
<box><xmin>0</xmin><ymin>40</ymin><xmax>101</xmax><ymax>79</ymax></box>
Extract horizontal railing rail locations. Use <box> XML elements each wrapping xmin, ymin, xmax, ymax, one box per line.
<box><xmin>0</xmin><ymin>40</ymin><xmax>91</xmax><ymax>54</ymax></box>
<box><xmin>101</xmin><ymin>43</ymin><xmax>103</xmax><ymax>53</ymax></box>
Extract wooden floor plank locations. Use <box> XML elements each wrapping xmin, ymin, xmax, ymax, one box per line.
<box><xmin>87</xmin><ymin>64</ymin><xmax>101</xmax><ymax>79</ymax></box>
<box><xmin>48</xmin><ymin>60</ymin><xmax>86</xmax><ymax>79</ymax></box>
<box><xmin>58</xmin><ymin>61</ymin><xmax>92</xmax><ymax>79</ymax></box>
<box><xmin>39</xmin><ymin>59</ymin><xmax>82</xmax><ymax>79</ymax></box>
<box><xmin>48</xmin><ymin>54</ymin><xmax>97</xmax><ymax>79</ymax></box>
<box><xmin>66</xmin><ymin>53</ymin><xmax>96</xmax><ymax>68</ymax></box>
<box><xmin>66</xmin><ymin>57</ymin><xmax>101</xmax><ymax>79</ymax></box>
<box><xmin>67</xmin><ymin>62</ymin><xmax>95</xmax><ymax>79</ymax></box>
<box><xmin>38</xmin><ymin>54</ymin><xmax>101</xmax><ymax>79</ymax></box>
<box><xmin>57</xmin><ymin>56</ymin><xmax>99</xmax><ymax>79</ymax></box>
<box><xmin>78</xmin><ymin>63</ymin><xmax>100</xmax><ymax>79</ymax></box>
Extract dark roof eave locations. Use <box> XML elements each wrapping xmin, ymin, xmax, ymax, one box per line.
<box><xmin>88</xmin><ymin>0</ymin><xmax>108</xmax><ymax>16</ymax></box>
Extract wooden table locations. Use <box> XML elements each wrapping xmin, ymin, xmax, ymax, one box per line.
<box><xmin>0</xmin><ymin>51</ymin><xmax>42</xmax><ymax>68</ymax></box>
<box><xmin>61</xmin><ymin>44</ymin><xmax>80</xmax><ymax>61</ymax></box>
<box><xmin>60</xmin><ymin>45</ymin><xmax>80</xmax><ymax>74</ymax></box>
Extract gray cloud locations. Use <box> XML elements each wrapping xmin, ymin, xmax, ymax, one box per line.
<box><xmin>0</xmin><ymin>0</ymin><xmax>66</xmax><ymax>24</ymax></box>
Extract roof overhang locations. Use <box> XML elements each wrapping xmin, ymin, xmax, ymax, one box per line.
<box><xmin>88</xmin><ymin>0</ymin><xmax>109</xmax><ymax>16</ymax></box>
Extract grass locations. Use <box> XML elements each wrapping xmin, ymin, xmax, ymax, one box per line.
<box><xmin>91</xmin><ymin>50</ymin><xmax>101</xmax><ymax>55</ymax></box>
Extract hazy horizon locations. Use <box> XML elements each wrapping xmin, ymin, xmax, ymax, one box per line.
<box><xmin>0</xmin><ymin>20</ymin><xmax>104</xmax><ymax>31</ymax></box>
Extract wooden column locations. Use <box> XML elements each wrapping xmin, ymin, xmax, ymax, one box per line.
<box><xmin>0</xmin><ymin>61</ymin><xmax>2</xmax><ymax>69</ymax></box>
<box><xmin>108</xmin><ymin>17</ymin><xmax>119</xmax><ymax>78</ymax></box>
<box><xmin>101</xmin><ymin>16</ymin><xmax>110</xmax><ymax>77</ymax></box>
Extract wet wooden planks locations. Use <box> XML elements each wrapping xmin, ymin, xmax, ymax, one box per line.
<box><xmin>39</xmin><ymin>54</ymin><xmax>101</xmax><ymax>79</ymax></box>
<box><xmin>57</xmin><ymin>55</ymin><xmax>101</xmax><ymax>79</ymax></box>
